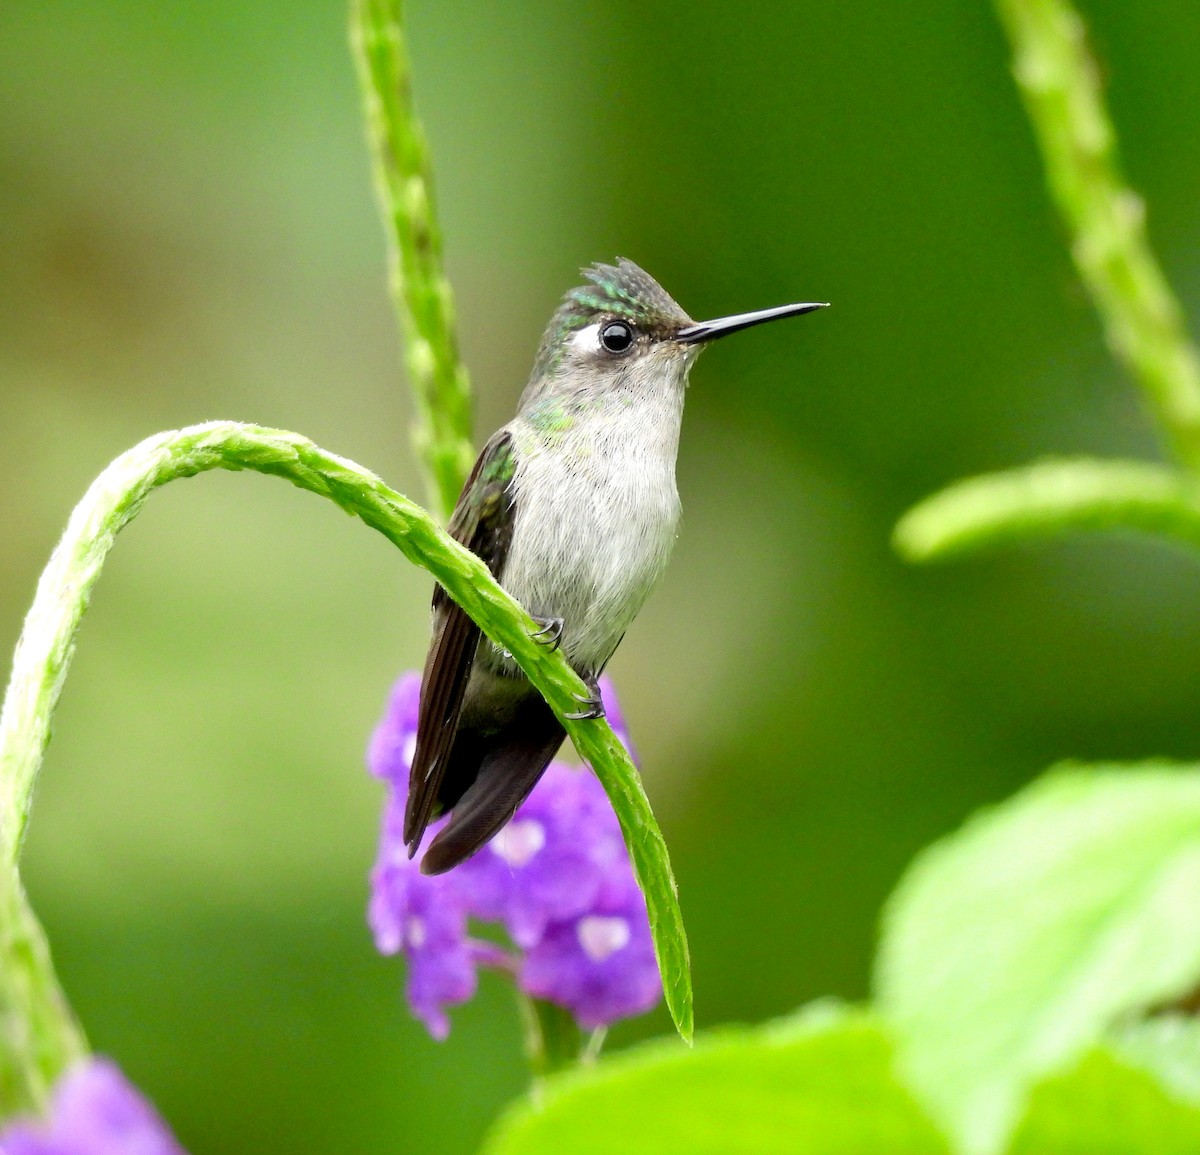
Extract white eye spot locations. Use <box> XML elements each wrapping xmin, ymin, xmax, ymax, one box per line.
<box><xmin>577</xmin><ymin>915</ymin><xmax>631</xmax><ymax>963</ymax></box>
<box><xmin>491</xmin><ymin>818</ymin><xmax>546</xmax><ymax>867</ymax></box>
<box><xmin>569</xmin><ymin>322</ymin><xmax>601</xmax><ymax>352</ymax></box>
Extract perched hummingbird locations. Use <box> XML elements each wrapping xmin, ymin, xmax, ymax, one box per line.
<box><xmin>407</xmin><ymin>259</ymin><xmax>826</xmax><ymax>874</ymax></box>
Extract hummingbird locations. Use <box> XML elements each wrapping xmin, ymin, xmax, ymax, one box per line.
<box><xmin>406</xmin><ymin>258</ymin><xmax>826</xmax><ymax>874</ymax></box>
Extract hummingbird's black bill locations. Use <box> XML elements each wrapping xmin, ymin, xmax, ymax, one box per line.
<box><xmin>673</xmin><ymin>301</ymin><xmax>829</xmax><ymax>345</ymax></box>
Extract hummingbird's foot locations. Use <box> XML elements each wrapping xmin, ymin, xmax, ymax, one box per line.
<box><xmin>529</xmin><ymin>615</ymin><xmax>565</xmax><ymax>652</ymax></box>
<box><xmin>563</xmin><ymin>674</ymin><xmax>605</xmax><ymax>721</ymax></box>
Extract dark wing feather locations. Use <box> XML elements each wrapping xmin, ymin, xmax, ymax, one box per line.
<box><xmin>403</xmin><ymin>430</ymin><xmax>517</xmax><ymax>851</ymax></box>
<box><xmin>420</xmin><ymin>694</ymin><xmax>565</xmax><ymax>875</ymax></box>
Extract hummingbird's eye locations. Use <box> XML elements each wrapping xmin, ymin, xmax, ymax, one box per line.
<box><xmin>599</xmin><ymin>320</ymin><xmax>634</xmax><ymax>353</ymax></box>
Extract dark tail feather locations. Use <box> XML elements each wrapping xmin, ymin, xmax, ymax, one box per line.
<box><xmin>420</xmin><ymin>697</ymin><xmax>566</xmax><ymax>875</ymax></box>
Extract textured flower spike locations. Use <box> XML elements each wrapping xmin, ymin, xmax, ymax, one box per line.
<box><xmin>597</xmin><ymin>675</ymin><xmax>637</xmax><ymax>761</ymax></box>
<box><xmin>0</xmin><ymin>1058</ymin><xmax>187</xmax><ymax>1155</ymax></box>
<box><xmin>366</xmin><ymin>671</ymin><xmax>662</xmax><ymax>1040</ymax></box>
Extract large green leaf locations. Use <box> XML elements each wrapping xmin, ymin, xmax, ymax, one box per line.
<box><xmin>875</xmin><ymin>765</ymin><xmax>1200</xmax><ymax>1155</ymax></box>
<box><xmin>482</xmin><ymin>1005</ymin><xmax>948</xmax><ymax>1155</ymax></box>
<box><xmin>1011</xmin><ymin>1044</ymin><xmax>1200</xmax><ymax>1154</ymax></box>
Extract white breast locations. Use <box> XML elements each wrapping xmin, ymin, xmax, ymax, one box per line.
<box><xmin>501</xmin><ymin>391</ymin><xmax>683</xmax><ymax>674</ymax></box>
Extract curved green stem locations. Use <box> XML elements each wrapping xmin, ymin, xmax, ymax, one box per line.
<box><xmin>894</xmin><ymin>458</ymin><xmax>1200</xmax><ymax>562</ymax></box>
<box><xmin>994</xmin><ymin>0</ymin><xmax>1200</xmax><ymax>472</ymax></box>
<box><xmin>0</xmin><ymin>424</ymin><xmax>691</xmax><ymax>1094</ymax></box>
<box><xmin>0</xmin><ymin>876</ymin><xmax>86</xmax><ymax>1113</ymax></box>
<box><xmin>351</xmin><ymin>0</ymin><xmax>475</xmax><ymax>518</ymax></box>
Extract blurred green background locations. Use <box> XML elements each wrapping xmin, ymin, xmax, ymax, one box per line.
<box><xmin>2</xmin><ymin>0</ymin><xmax>1200</xmax><ymax>1150</ymax></box>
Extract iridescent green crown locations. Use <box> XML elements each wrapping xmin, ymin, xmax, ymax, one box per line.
<box><xmin>563</xmin><ymin>259</ymin><xmax>689</xmax><ymax>331</ymax></box>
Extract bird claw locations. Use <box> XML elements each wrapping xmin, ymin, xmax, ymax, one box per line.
<box><xmin>563</xmin><ymin>677</ymin><xmax>605</xmax><ymax>721</ymax></box>
<box><xmin>530</xmin><ymin>615</ymin><xmax>565</xmax><ymax>651</ymax></box>
<box><xmin>563</xmin><ymin>700</ymin><xmax>604</xmax><ymax>721</ymax></box>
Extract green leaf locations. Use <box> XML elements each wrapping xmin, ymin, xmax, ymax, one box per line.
<box><xmin>893</xmin><ymin>458</ymin><xmax>1200</xmax><ymax>563</ymax></box>
<box><xmin>1109</xmin><ymin>1015</ymin><xmax>1200</xmax><ymax>1108</ymax></box>
<box><xmin>1011</xmin><ymin>1044</ymin><xmax>1200</xmax><ymax>1154</ymax></box>
<box><xmin>482</xmin><ymin>1004</ymin><xmax>949</xmax><ymax>1155</ymax></box>
<box><xmin>875</xmin><ymin>764</ymin><xmax>1200</xmax><ymax>1155</ymax></box>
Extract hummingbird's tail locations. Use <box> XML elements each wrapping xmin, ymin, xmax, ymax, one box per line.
<box><xmin>419</xmin><ymin>696</ymin><xmax>566</xmax><ymax>875</ymax></box>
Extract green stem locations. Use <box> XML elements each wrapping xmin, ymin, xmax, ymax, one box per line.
<box><xmin>0</xmin><ymin>424</ymin><xmax>692</xmax><ymax>1088</ymax></box>
<box><xmin>894</xmin><ymin>458</ymin><xmax>1200</xmax><ymax>562</ymax></box>
<box><xmin>519</xmin><ymin>995</ymin><xmax>583</xmax><ymax>1079</ymax></box>
<box><xmin>351</xmin><ymin>0</ymin><xmax>475</xmax><ymax>518</ymax></box>
<box><xmin>0</xmin><ymin>873</ymin><xmax>86</xmax><ymax>1113</ymax></box>
<box><xmin>994</xmin><ymin>0</ymin><xmax>1200</xmax><ymax>472</ymax></box>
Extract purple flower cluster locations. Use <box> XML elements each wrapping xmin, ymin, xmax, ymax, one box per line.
<box><xmin>367</xmin><ymin>673</ymin><xmax>661</xmax><ymax>1038</ymax></box>
<box><xmin>0</xmin><ymin>1058</ymin><xmax>187</xmax><ymax>1155</ymax></box>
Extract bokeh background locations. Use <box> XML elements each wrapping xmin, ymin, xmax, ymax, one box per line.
<box><xmin>3</xmin><ymin>1</ymin><xmax>1200</xmax><ymax>1150</ymax></box>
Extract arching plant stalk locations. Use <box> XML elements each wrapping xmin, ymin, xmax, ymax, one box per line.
<box><xmin>0</xmin><ymin>424</ymin><xmax>692</xmax><ymax>1111</ymax></box>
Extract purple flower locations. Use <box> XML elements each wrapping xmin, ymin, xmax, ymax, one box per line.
<box><xmin>367</xmin><ymin>770</ymin><xmax>479</xmax><ymax>1039</ymax></box>
<box><xmin>521</xmin><ymin>873</ymin><xmax>662</xmax><ymax>1030</ymax></box>
<box><xmin>0</xmin><ymin>1057</ymin><xmax>187</xmax><ymax>1155</ymax></box>
<box><xmin>365</xmin><ymin>672</ymin><xmax>662</xmax><ymax>1039</ymax></box>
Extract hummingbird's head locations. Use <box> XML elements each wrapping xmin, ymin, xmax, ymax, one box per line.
<box><xmin>529</xmin><ymin>258</ymin><xmax>693</xmax><ymax>389</ymax></box>
<box><xmin>524</xmin><ymin>258</ymin><xmax>827</xmax><ymax>403</ymax></box>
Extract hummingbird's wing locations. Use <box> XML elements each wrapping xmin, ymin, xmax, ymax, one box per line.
<box><xmin>403</xmin><ymin>430</ymin><xmax>517</xmax><ymax>851</ymax></box>
<box><xmin>419</xmin><ymin>692</ymin><xmax>565</xmax><ymax>875</ymax></box>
